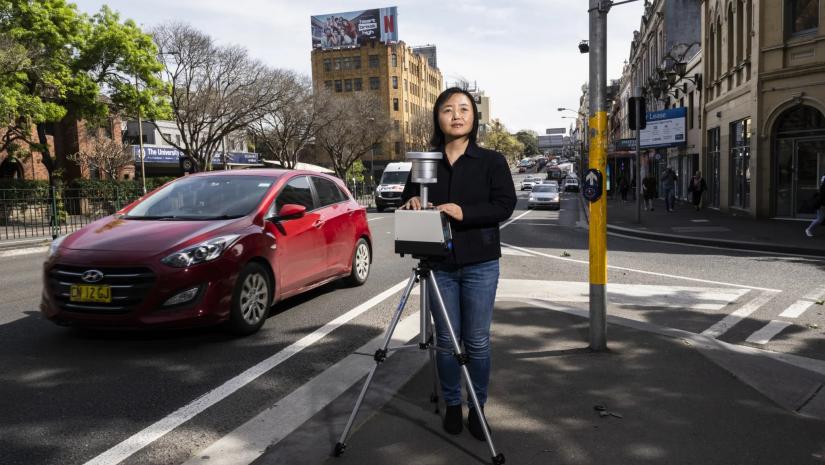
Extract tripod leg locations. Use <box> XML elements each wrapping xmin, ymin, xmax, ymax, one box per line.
<box><xmin>427</xmin><ymin>271</ymin><xmax>505</xmax><ymax>465</ymax></box>
<box><xmin>421</xmin><ymin>279</ymin><xmax>440</xmax><ymax>412</ymax></box>
<box><xmin>334</xmin><ymin>269</ymin><xmax>418</xmax><ymax>457</ymax></box>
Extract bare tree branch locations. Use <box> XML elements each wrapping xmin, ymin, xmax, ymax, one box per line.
<box><xmin>67</xmin><ymin>137</ymin><xmax>134</xmax><ymax>179</ymax></box>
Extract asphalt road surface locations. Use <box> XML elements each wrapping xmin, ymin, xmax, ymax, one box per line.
<box><xmin>1</xmin><ymin>169</ymin><xmax>823</xmax><ymax>465</ymax></box>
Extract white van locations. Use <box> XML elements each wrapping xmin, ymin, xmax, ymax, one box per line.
<box><xmin>374</xmin><ymin>162</ymin><xmax>412</xmax><ymax>212</ymax></box>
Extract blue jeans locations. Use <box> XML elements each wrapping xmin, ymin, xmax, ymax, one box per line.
<box><xmin>664</xmin><ymin>187</ymin><xmax>675</xmax><ymax>211</ymax></box>
<box><xmin>428</xmin><ymin>259</ymin><xmax>500</xmax><ymax>407</ymax></box>
<box><xmin>808</xmin><ymin>206</ymin><xmax>825</xmax><ymax>232</ymax></box>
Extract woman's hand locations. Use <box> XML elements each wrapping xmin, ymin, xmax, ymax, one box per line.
<box><xmin>436</xmin><ymin>203</ymin><xmax>463</xmax><ymax>221</ymax></box>
<box><xmin>400</xmin><ymin>196</ymin><xmax>433</xmax><ymax>210</ymax></box>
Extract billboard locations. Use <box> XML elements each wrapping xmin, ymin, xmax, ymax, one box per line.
<box><xmin>132</xmin><ymin>146</ymin><xmax>260</xmax><ymax>165</ymax></box>
<box><xmin>311</xmin><ymin>7</ymin><xmax>398</xmax><ymax>49</ymax></box>
<box><xmin>640</xmin><ymin>107</ymin><xmax>687</xmax><ymax>148</ymax></box>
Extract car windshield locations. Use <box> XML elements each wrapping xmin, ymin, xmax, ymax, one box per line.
<box><xmin>533</xmin><ymin>185</ymin><xmax>558</xmax><ymax>193</ymax></box>
<box><xmin>124</xmin><ymin>175</ymin><xmax>274</xmax><ymax>220</ymax></box>
<box><xmin>380</xmin><ymin>171</ymin><xmax>409</xmax><ymax>184</ymax></box>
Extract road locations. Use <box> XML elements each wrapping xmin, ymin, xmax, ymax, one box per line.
<box><xmin>1</xmin><ymin>168</ymin><xmax>823</xmax><ymax>465</ymax></box>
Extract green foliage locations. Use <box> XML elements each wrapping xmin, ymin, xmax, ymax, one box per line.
<box><xmin>479</xmin><ymin>119</ymin><xmax>525</xmax><ymax>164</ymax></box>
<box><xmin>515</xmin><ymin>130</ymin><xmax>540</xmax><ymax>157</ymax></box>
<box><xmin>345</xmin><ymin>160</ymin><xmax>366</xmax><ymax>183</ymax></box>
<box><xmin>0</xmin><ymin>0</ymin><xmax>170</xmax><ymax>148</ymax></box>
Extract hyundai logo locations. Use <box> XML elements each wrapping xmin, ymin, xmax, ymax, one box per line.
<box><xmin>81</xmin><ymin>269</ymin><xmax>104</xmax><ymax>283</ymax></box>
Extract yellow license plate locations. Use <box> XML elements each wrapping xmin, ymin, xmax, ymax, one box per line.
<box><xmin>70</xmin><ymin>285</ymin><xmax>112</xmax><ymax>303</ymax></box>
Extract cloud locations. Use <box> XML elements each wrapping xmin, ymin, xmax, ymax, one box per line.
<box><xmin>73</xmin><ymin>0</ymin><xmax>645</xmax><ymax>135</ymax></box>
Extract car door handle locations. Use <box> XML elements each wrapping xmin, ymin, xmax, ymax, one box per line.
<box><xmin>313</xmin><ymin>220</ymin><xmax>325</xmax><ymax>228</ymax></box>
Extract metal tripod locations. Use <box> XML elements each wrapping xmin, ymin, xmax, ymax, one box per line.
<box><xmin>333</xmin><ymin>260</ymin><xmax>506</xmax><ymax>465</ymax></box>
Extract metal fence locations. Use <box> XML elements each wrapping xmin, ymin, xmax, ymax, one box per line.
<box><xmin>0</xmin><ymin>186</ymin><xmax>144</xmax><ymax>241</ymax></box>
<box><xmin>346</xmin><ymin>181</ymin><xmax>376</xmax><ymax>209</ymax></box>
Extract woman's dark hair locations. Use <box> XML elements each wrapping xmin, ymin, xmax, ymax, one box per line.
<box><xmin>429</xmin><ymin>87</ymin><xmax>480</xmax><ymax>148</ymax></box>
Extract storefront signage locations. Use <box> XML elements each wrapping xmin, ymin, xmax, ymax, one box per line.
<box><xmin>640</xmin><ymin>107</ymin><xmax>687</xmax><ymax>148</ymax></box>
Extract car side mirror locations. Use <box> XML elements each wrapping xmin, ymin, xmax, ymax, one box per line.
<box><xmin>268</xmin><ymin>204</ymin><xmax>306</xmax><ymax>222</ymax></box>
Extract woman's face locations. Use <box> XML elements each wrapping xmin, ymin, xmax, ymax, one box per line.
<box><xmin>438</xmin><ymin>93</ymin><xmax>474</xmax><ymax>141</ymax></box>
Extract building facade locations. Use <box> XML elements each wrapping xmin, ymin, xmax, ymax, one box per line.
<box><xmin>310</xmin><ymin>40</ymin><xmax>444</xmax><ymax>178</ymax></box>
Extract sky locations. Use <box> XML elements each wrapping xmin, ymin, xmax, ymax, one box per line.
<box><xmin>73</xmin><ymin>0</ymin><xmax>645</xmax><ymax>136</ymax></box>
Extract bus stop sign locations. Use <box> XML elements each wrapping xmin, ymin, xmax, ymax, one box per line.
<box><xmin>582</xmin><ymin>168</ymin><xmax>603</xmax><ymax>202</ymax></box>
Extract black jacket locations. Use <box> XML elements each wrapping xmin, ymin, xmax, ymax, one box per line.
<box><xmin>401</xmin><ymin>142</ymin><xmax>517</xmax><ymax>266</ymax></box>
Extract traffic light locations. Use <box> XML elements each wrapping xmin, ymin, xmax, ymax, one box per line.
<box><xmin>628</xmin><ymin>97</ymin><xmax>646</xmax><ymax>130</ymax></box>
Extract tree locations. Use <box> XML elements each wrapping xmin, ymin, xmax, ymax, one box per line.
<box><xmin>316</xmin><ymin>92</ymin><xmax>392</xmax><ymax>180</ymax></box>
<box><xmin>153</xmin><ymin>22</ymin><xmax>294</xmax><ymax>171</ymax></box>
<box><xmin>408</xmin><ymin>110</ymin><xmax>433</xmax><ymax>151</ymax></box>
<box><xmin>479</xmin><ymin>119</ymin><xmax>524</xmax><ymax>164</ymax></box>
<box><xmin>515</xmin><ymin>130</ymin><xmax>540</xmax><ymax>157</ymax></box>
<box><xmin>0</xmin><ymin>1</ymin><xmax>168</xmax><ymax>183</ymax></box>
<box><xmin>249</xmin><ymin>75</ymin><xmax>328</xmax><ymax>169</ymax></box>
<box><xmin>67</xmin><ymin>137</ymin><xmax>134</xmax><ymax>180</ymax></box>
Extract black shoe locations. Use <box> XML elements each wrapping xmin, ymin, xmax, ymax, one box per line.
<box><xmin>467</xmin><ymin>407</ymin><xmax>489</xmax><ymax>441</ymax></box>
<box><xmin>443</xmin><ymin>405</ymin><xmax>463</xmax><ymax>435</ymax></box>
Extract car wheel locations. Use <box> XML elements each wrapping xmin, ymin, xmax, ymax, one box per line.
<box><xmin>346</xmin><ymin>238</ymin><xmax>371</xmax><ymax>286</ymax></box>
<box><xmin>227</xmin><ymin>262</ymin><xmax>271</xmax><ymax>336</ymax></box>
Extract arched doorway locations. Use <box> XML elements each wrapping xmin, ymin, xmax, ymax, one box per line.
<box><xmin>773</xmin><ymin>105</ymin><xmax>825</xmax><ymax>217</ymax></box>
<box><xmin>0</xmin><ymin>157</ymin><xmax>24</xmax><ymax>179</ymax></box>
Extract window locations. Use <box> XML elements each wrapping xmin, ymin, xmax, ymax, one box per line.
<box><xmin>344</xmin><ymin>79</ymin><xmax>353</xmax><ymax>92</ymax></box>
<box><xmin>391</xmin><ymin>53</ymin><xmax>397</xmax><ymax>67</ymax></box>
<box><xmin>707</xmin><ymin>127</ymin><xmax>721</xmax><ymax>208</ymax></box>
<box><xmin>736</xmin><ymin>0</ymin><xmax>744</xmax><ymax>63</ymax></box>
<box><xmin>325</xmin><ymin>80</ymin><xmax>333</xmax><ymax>90</ymax></box>
<box><xmin>275</xmin><ymin>176</ymin><xmax>314</xmax><ymax>212</ymax></box>
<box><xmin>354</xmin><ymin>78</ymin><xmax>362</xmax><ymax>91</ymax></box>
<box><xmin>394</xmin><ymin>141</ymin><xmax>402</xmax><ymax>155</ymax></box>
<box><xmin>335</xmin><ymin>80</ymin><xmax>342</xmax><ymax>93</ymax></box>
<box><xmin>369</xmin><ymin>55</ymin><xmax>379</xmax><ymax>68</ymax></box>
<box><xmin>727</xmin><ymin>5</ymin><xmax>734</xmax><ymax>72</ymax></box>
<box><xmin>787</xmin><ymin>0</ymin><xmax>819</xmax><ymax>34</ymax></box>
<box><xmin>688</xmin><ymin>92</ymin><xmax>695</xmax><ymax>129</ymax></box>
<box><xmin>730</xmin><ymin>118</ymin><xmax>751</xmax><ymax>209</ymax></box>
<box><xmin>323</xmin><ymin>59</ymin><xmax>332</xmax><ymax>72</ymax></box>
<box><xmin>369</xmin><ymin>77</ymin><xmax>380</xmax><ymax>90</ymax></box>
<box><xmin>392</xmin><ymin>76</ymin><xmax>398</xmax><ymax>89</ymax></box>
<box><xmin>353</xmin><ymin>56</ymin><xmax>361</xmax><ymax>69</ymax></box>
<box><xmin>393</xmin><ymin>119</ymin><xmax>399</xmax><ymax>130</ymax></box>
<box><xmin>334</xmin><ymin>58</ymin><xmax>341</xmax><ymax>70</ymax></box>
<box><xmin>404</xmin><ymin>79</ymin><xmax>408</xmax><ymax>91</ymax></box>
<box><xmin>393</xmin><ymin>98</ymin><xmax>399</xmax><ymax>111</ymax></box>
<box><xmin>312</xmin><ymin>177</ymin><xmax>346</xmax><ymax>207</ymax></box>
<box><xmin>162</xmin><ymin>133</ymin><xmax>172</xmax><ymax>145</ymax></box>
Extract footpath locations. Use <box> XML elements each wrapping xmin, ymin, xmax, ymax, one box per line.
<box><xmin>601</xmin><ymin>195</ymin><xmax>825</xmax><ymax>257</ymax></box>
<box><xmin>252</xmin><ymin>304</ymin><xmax>825</xmax><ymax>465</ymax></box>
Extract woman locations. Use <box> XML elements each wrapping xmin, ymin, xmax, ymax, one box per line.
<box><xmin>642</xmin><ymin>174</ymin><xmax>657</xmax><ymax>211</ymax></box>
<box><xmin>805</xmin><ymin>174</ymin><xmax>825</xmax><ymax>237</ymax></box>
<box><xmin>400</xmin><ymin>87</ymin><xmax>517</xmax><ymax>440</ymax></box>
<box><xmin>688</xmin><ymin>171</ymin><xmax>707</xmax><ymax>211</ymax></box>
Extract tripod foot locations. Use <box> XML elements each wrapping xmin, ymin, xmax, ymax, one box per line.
<box><xmin>492</xmin><ymin>453</ymin><xmax>506</xmax><ymax>465</ymax></box>
<box><xmin>333</xmin><ymin>442</ymin><xmax>347</xmax><ymax>457</ymax></box>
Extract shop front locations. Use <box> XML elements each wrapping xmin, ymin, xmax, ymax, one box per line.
<box><xmin>772</xmin><ymin>105</ymin><xmax>825</xmax><ymax>218</ymax></box>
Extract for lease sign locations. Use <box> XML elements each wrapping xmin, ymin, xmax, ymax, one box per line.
<box><xmin>640</xmin><ymin>107</ymin><xmax>687</xmax><ymax>148</ymax></box>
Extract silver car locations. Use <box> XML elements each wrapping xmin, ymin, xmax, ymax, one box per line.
<box><xmin>528</xmin><ymin>184</ymin><xmax>561</xmax><ymax>209</ymax></box>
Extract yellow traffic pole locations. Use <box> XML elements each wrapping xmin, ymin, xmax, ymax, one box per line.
<box><xmin>588</xmin><ymin>0</ymin><xmax>609</xmax><ymax>351</ymax></box>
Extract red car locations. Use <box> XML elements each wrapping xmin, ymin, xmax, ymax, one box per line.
<box><xmin>41</xmin><ymin>169</ymin><xmax>372</xmax><ymax>335</ymax></box>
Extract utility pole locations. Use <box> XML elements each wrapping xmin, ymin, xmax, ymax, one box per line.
<box><xmin>135</xmin><ymin>75</ymin><xmax>147</xmax><ymax>195</ymax></box>
<box><xmin>588</xmin><ymin>0</ymin><xmax>609</xmax><ymax>351</ymax></box>
<box><xmin>634</xmin><ymin>86</ymin><xmax>643</xmax><ymax>223</ymax></box>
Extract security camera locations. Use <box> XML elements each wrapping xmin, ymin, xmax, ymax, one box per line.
<box><xmin>578</xmin><ymin>40</ymin><xmax>590</xmax><ymax>54</ymax></box>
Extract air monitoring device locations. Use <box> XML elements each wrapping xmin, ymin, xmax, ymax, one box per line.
<box><xmin>394</xmin><ymin>152</ymin><xmax>453</xmax><ymax>258</ymax></box>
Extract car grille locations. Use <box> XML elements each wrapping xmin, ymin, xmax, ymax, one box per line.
<box><xmin>379</xmin><ymin>192</ymin><xmax>402</xmax><ymax>199</ymax></box>
<box><xmin>47</xmin><ymin>265</ymin><xmax>156</xmax><ymax>314</ymax></box>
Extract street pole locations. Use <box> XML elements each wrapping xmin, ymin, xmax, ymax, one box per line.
<box><xmin>634</xmin><ymin>86</ymin><xmax>642</xmax><ymax>223</ymax></box>
<box><xmin>588</xmin><ymin>0</ymin><xmax>609</xmax><ymax>351</ymax></box>
<box><xmin>135</xmin><ymin>75</ymin><xmax>147</xmax><ymax>195</ymax></box>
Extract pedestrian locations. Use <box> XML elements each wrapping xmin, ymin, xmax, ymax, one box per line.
<box><xmin>619</xmin><ymin>175</ymin><xmax>629</xmax><ymax>201</ymax></box>
<box><xmin>662</xmin><ymin>168</ymin><xmax>678</xmax><ymax>212</ymax></box>
<box><xmin>688</xmin><ymin>171</ymin><xmax>707</xmax><ymax>211</ymax></box>
<box><xmin>805</xmin><ymin>174</ymin><xmax>825</xmax><ymax>237</ymax></box>
<box><xmin>642</xmin><ymin>174</ymin><xmax>657</xmax><ymax>211</ymax></box>
<box><xmin>400</xmin><ymin>87</ymin><xmax>517</xmax><ymax>440</ymax></box>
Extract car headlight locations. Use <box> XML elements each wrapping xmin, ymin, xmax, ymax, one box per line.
<box><xmin>49</xmin><ymin>235</ymin><xmax>67</xmax><ymax>257</ymax></box>
<box><xmin>162</xmin><ymin>235</ymin><xmax>240</xmax><ymax>268</ymax></box>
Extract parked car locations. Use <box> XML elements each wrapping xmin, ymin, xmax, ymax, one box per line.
<box><xmin>41</xmin><ymin>169</ymin><xmax>372</xmax><ymax>335</ymax></box>
<box><xmin>520</xmin><ymin>175</ymin><xmax>542</xmax><ymax>190</ymax></box>
<box><xmin>528</xmin><ymin>184</ymin><xmax>561</xmax><ymax>210</ymax></box>
<box><xmin>563</xmin><ymin>177</ymin><xmax>580</xmax><ymax>192</ymax></box>
<box><xmin>518</xmin><ymin>165</ymin><xmax>527</xmax><ymax>173</ymax></box>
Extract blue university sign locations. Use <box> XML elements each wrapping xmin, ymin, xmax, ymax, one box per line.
<box><xmin>132</xmin><ymin>146</ymin><xmax>260</xmax><ymax>165</ymax></box>
<box><xmin>640</xmin><ymin>107</ymin><xmax>687</xmax><ymax>149</ymax></box>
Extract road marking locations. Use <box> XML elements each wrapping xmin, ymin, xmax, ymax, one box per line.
<box><xmin>501</xmin><ymin>247</ymin><xmax>533</xmax><ymax>257</ymax></box>
<box><xmin>780</xmin><ymin>300</ymin><xmax>815</xmax><ymax>318</ymax></box>
<box><xmin>0</xmin><ymin>246</ymin><xmax>48</xmax><ymax>258</ymax></box>
<box><xmin>745</xmin><ymin>320</ymin><xmax>793</xmax><ymax>345</ymax></box>
<box><xmin>83</xmin><ymin>280</ymin><xmax>409</xmax><ymax>465</ymax></box>
<box><xmin>367</xmin><ymin>216</ymin><xmax>385</xmax><ymax>222</ymax></box>
<box><xmin>802</xmin><ymin>285</ymin><xmax>825</xmax><ymax>301</ymax></box>
<box><xmin>500</xmin><ymin>209</ymin><xmax>532</xmax><ymax>229</ymax></box>
<box><xmin>701</xmin><ymin>291</ymin><xmax>780</xmax><ymax>339</ymax></box>
<box><xmin>500</xmin><ymin>242</ymin><xmax>782</xmax><ymax>292</ymax></box>
<box><xmin>181</xmin><ymin>312</ymin><xmax>423</xmax><ymax>465</ymax></box>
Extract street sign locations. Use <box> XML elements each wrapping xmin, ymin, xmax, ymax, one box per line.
<box><xmin>583</xmin><ymin>168</ymin><xmax>603</xmax><ymax>203</ymax></box>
